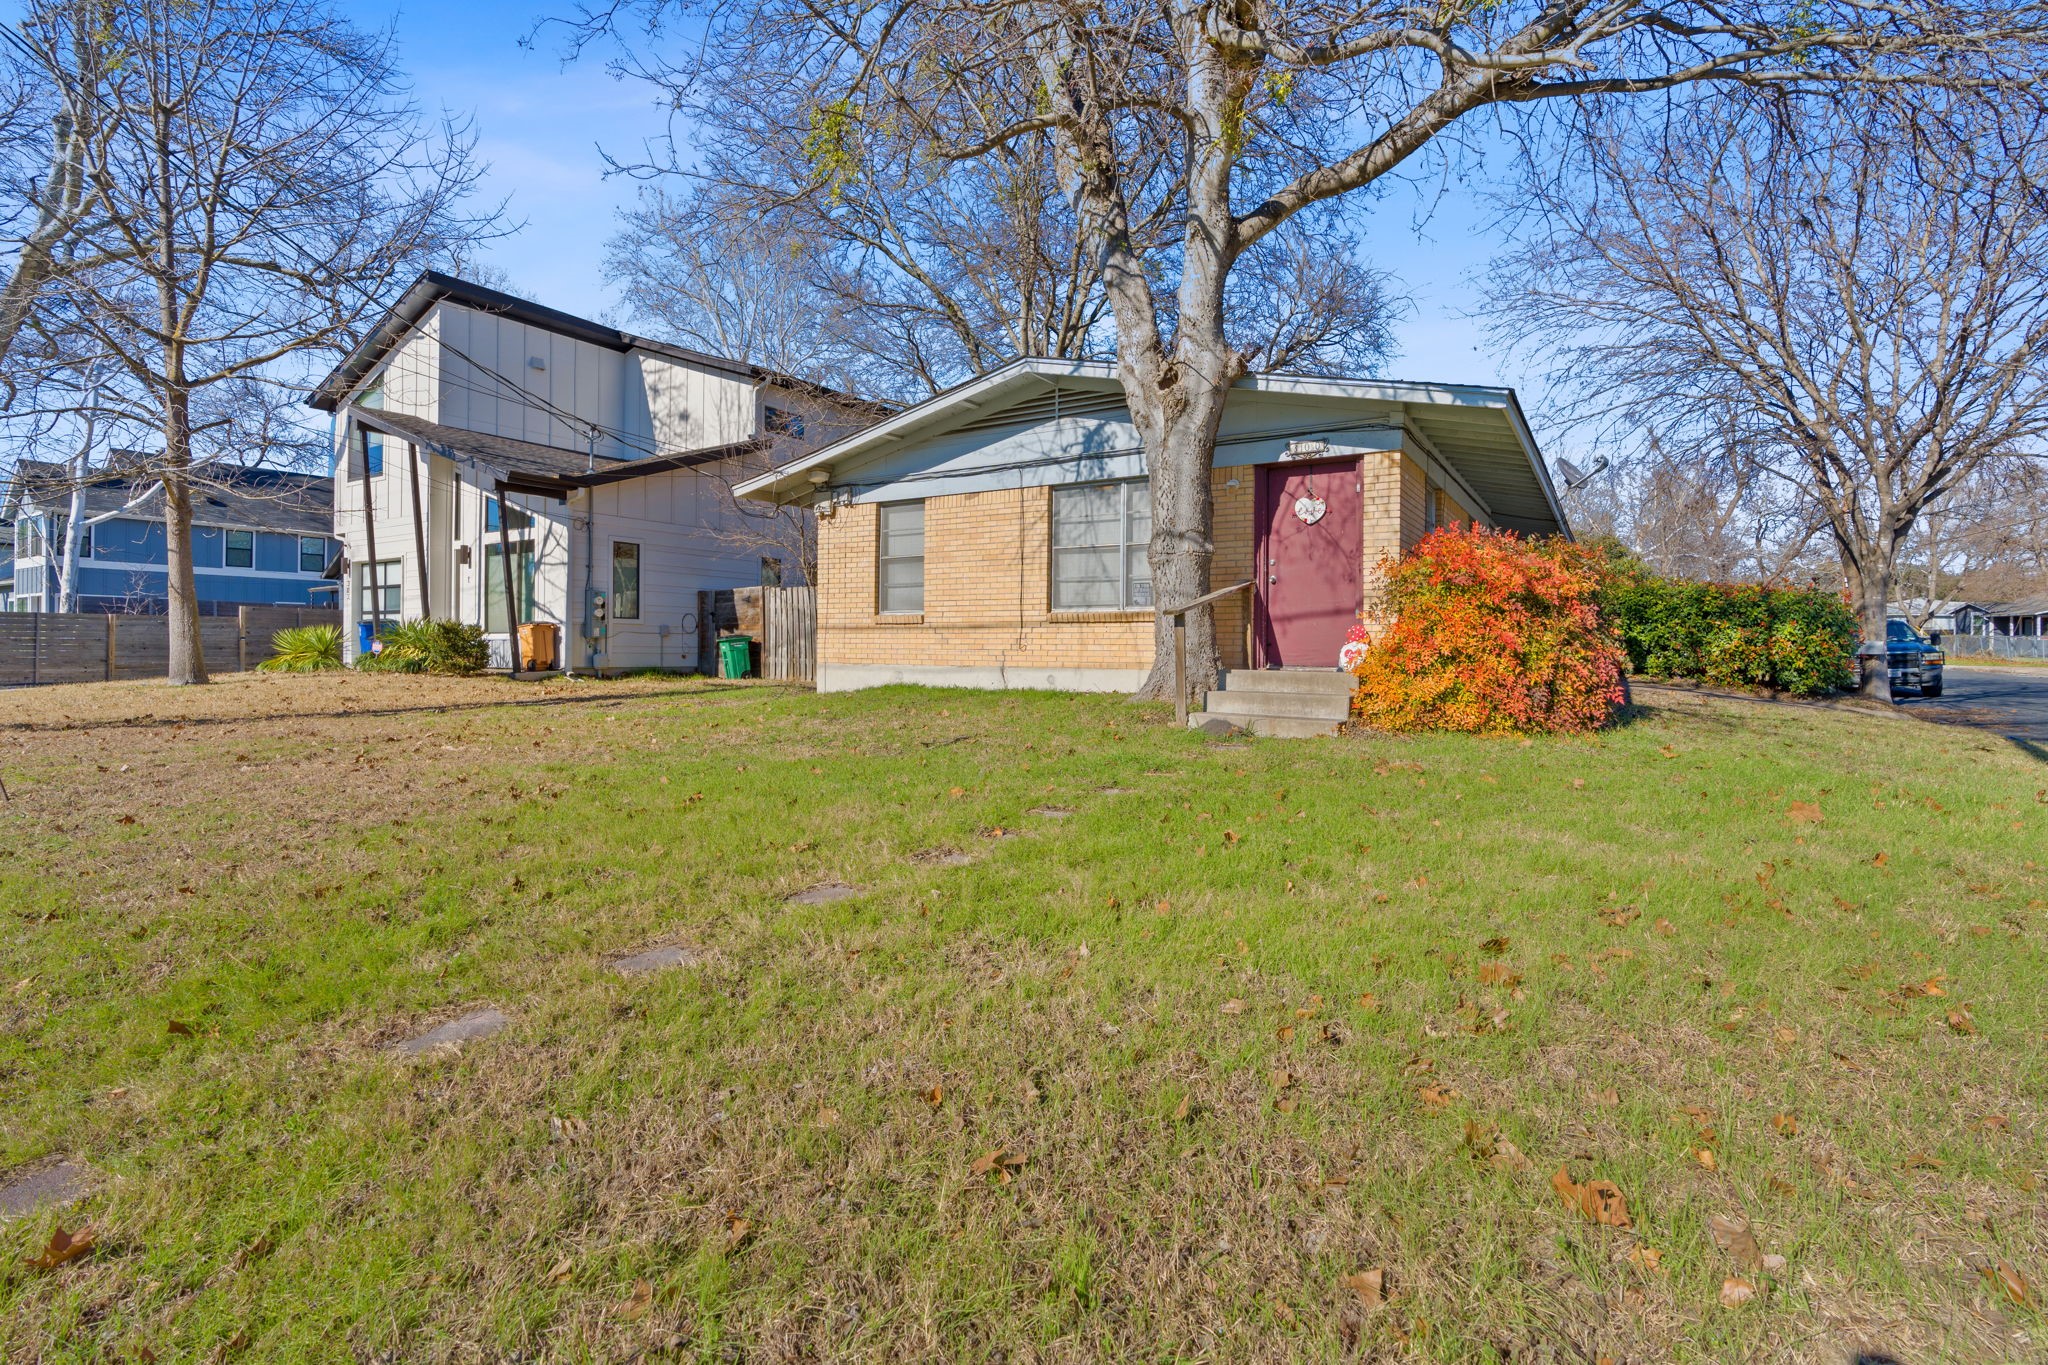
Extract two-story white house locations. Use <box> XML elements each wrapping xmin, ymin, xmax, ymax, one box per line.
<box><xmin>308</xmin><ymin>272</ymin><xmax>880</xmax><ymax>671</ymax></box>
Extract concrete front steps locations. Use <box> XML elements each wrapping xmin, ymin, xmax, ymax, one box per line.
<box><xmin>1190</xmin><ymin>668</ymin><xmax>1354</xmax><ymax>738</ymax></box>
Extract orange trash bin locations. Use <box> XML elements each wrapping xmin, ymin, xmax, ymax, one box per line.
<box><xmin>517</xmin><ymin>621</ymin><xmax>558</xmax><ymax>671</ymax></box>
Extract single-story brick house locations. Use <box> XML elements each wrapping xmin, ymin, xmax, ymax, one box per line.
<box><xmin>735</xmin><ymin>358</ymin><xmax>1569</xmax><ymax>697</ymax></box>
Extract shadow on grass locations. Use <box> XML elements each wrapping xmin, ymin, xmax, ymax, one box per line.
<box><xmin>0</xmin><ymin>680</ymin><xmax>786</xmax><ymax>735</ymax></box>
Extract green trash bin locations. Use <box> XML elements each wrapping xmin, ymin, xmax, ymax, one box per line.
<box><xmin>717</xmin><ymin>634</ymin><xmax>753</xmax><ymax>679</ymax></box>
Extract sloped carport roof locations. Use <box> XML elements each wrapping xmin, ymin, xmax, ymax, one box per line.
<box><xmin>350</xmin><ymin>408</ymin><xmax>765</xmax><ymax>496</ymax></box>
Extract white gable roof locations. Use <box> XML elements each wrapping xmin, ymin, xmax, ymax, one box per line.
<box><xmin>735</xmin><ymin>358</ymin><xmax>1569</xmax><ymax>537</ymax></box>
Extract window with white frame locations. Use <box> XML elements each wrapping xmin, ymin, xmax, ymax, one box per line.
<box><xmin>1051</xmin><ymin>480</ymin><xmax>1152</xmax><ymax>611</ymax></box>
<box><xmin>300</xmin><ymin>536</ymin><xmax>326</xmax><ymax>574</ymax></box>
<box><xmin>611</xmin><ymin>541</ymin><xmax>641</xmax><ymax>619</ymax></box>
<box><xmin>357</xmin><ymin>559</ymin><xmax>402</xmax><ymax>618</ymax></box>
<box><xmin>877</xmin><ymin>501</ymin><xmax>925</xmax><ymax>614</ymax></box>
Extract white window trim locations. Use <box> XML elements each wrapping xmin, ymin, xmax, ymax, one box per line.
<box><xmin>876</xmin><ymin>500</ymin><xmax>925</xmax><ymax>616</ymax></box>
<box><xmin>1051</xmin><ymin>478</ymin><xmax>1153</xmax><ymax>613</ymax></box>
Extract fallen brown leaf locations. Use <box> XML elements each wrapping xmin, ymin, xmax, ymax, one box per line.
<box><xmin>1720</xmin><ymin>1275</ymin><xmax>1757</xmax><ymax>1308</ymax></box>
<box><xmin>1983</xmin><ymin>1259</ymin><xmax>2036</xmax><ymax>1308</ymax></box>
<box><xmin>969</xmin><ymin>1148</ymin><xmax>1028</xmax><ymax>1183</ymax></box>
<box><xmin>24</xmin><ymin>1224</ymin><xmax>94</xmax><ymax>1270</ymax></box>
<box><xmin>1786</xmin><ymin>801</ymin><xmax>1824</xmax><ymax>824</ymax></box>
<box><xmin>1696</xmin><ymin>1148</ymin><xmax>1719</xmax><ymax>1171</ymax></box>
<box><xmin>1627</xmin><ymin>1246</ymin><xmax>1666</xmax><ymax>1274</ymax></box>
<box><xmin>1947</xmin><ymin>1006</ymin><xmax>1978</xmax><ymax>1035</ymax></box>
<box><xmin>166</xmin><ymin>1020</ymin><xmax>194</xmax><ymax>1038</ymax></box>
<box><xmin>723</xmin><ymin>1212</ymin><xmax>753</xmax><ymax>1251</ymax></box>
<box><xmin>921</xmin><ymin>1084</ymin><xmax>944</xmax><ymax>1109</ymax></box>
<box><xmin>1417</xmin><ymin>1082</ymin><xmax>1457</xmax><ymax>1109</ymax></box>
<box><xmin>1551</xmin><ymin>1168</ymin><xmax>1632</xmax><ymax>1228</ymax></box>
<box><xmin>1342</xmin><ymin>1267</ymin><xmax>1385</xmax><ymax>1310</ymax></box>
<box><xmin>1220</xmin><ymin>998</ymin><xmax>1245</xmax><ymax>1016</ymax></box>
<box><xmin>545</xmin><ymin>1257</ymin><xmax>573</xmax><ymax>1285</ymax></box>
<box><xmin>1771</xmin><ymin>1113</ymin><xmax>1799</xmax><ymax>1137</ymax></box>
<box><xmin>1707</xmin><ymin>1212</ymin><xmax>1764</xmax><ymax>1272</ymax></box>
<box><xmin>614</xmin><ymin>1277</ymin><xmax>652</xmax><ymax>1320</ymax></box>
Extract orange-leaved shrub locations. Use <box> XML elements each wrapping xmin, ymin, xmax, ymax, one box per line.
<box><xmin>1351</xmin><ymin>525</ymin><xmax>1626</xmax><ymax>734</ymax></box>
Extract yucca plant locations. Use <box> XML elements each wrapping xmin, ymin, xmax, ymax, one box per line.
<box><xmin>258</xmin><ymin>623</ymin><xmax>343</xmax><ymax>672</ymax></box>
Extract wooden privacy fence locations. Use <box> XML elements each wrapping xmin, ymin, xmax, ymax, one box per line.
<box><xmin>0</xmin><ymin>606</ymin><xmax>341</xmax><ymax>687</ymax></box>
<box><xmin>694</xmin><ymin>585</ymin><xmax>817</xmax><ymax>682</ymax></box>
<box><xmin>761</xmin><ymin>585</ymin><xmax>816</xmax><ymax>682</ymax></box>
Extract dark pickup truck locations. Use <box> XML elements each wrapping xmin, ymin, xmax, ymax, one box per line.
<box><xmin>1879</xmin><ymin>618</ymin><xmax>1945</xmax><ymax>696</ymax></box>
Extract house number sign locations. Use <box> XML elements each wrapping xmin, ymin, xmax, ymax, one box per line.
<box><xmin>1293</xmin><ymin>493</ymin><xmax>1327</xmax><ymax>525</ymax></box>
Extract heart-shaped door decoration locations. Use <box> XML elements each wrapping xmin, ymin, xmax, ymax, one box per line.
<box><xmin>1293</xmin><ymin>493</ymin><xmax>1327</xmax><ymax>525</ymax></box>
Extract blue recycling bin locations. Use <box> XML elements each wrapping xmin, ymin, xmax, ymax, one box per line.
<box><xmin>358</xmin><ymin>621</ymin><xmax>376</xmax><ymax>657</ymax></box>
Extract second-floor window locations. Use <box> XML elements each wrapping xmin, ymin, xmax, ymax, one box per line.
<box><xmin>764</xmin><ymin>405</ymin><xmax>805</xmax><ymax>439</ymax></box>
<box><xmin>359</xmin><ymin>429</ymin><xmax>385</xmax><ymax>477</ymax></box>
<box><xmin>300</xmin><ymin>536</ymin><xmax>326</xmax><ymax>574</ymax></box>
<box><xmin>877</xmin><ymin>501</ymin><xmax>924</xmax><ymax>614</ymax></box>
<box><xmin>225</xmin><ymin>529</ymin><xmax>254</xmax><ymax>569</ymax></box>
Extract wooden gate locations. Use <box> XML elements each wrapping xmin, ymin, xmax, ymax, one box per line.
<box><xmin>761</xmin><ymin>585</ymin><xmax>816</xmax><ymax>682</ymax></box>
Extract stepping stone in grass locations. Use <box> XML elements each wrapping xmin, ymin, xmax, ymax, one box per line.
<box><xmin>389</xmin><ymin>1008</ymin><xmax>510</xmax><ymax>1057</ymax></box>
<box><xmin>787</xmin><ymin>882</ymin><xmax>863</xmax><ymax>905</ymax></box>
<box><xmin>0</xmin><ymin>1159</ymin><xmax>90</xmax><ymax>1220</ymax></box>
<box><xmin>911</xmin><ymin>847</ymin><xmax>973</xmax><ymax>867</ymax></box>
<box><xmin>1029</xmin><ymin>805</ymin><xmax>1075</xmax><ymax>819</ymax></box>
<box><xmin>611</xmin><ymin>943</ymin><xmax>702</xmax><ymax>975</ymax></box>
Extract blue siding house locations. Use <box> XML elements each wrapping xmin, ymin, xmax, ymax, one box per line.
<box><xmin>2</xmin><ymin>459</ymin><xmax>337</xmax><ymax>614</ymax></box>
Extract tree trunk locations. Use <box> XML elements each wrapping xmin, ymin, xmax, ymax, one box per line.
<box><xmin>57</xmin><ymin>477</ymin><xmax>86</xmax><ymax>614</ymax></box>
<box><xmin>1846</xmin><ymin>557</ymin><xmax>1893</xmax><ymax>703</ymax></box>
<box><xmin>162</xmin><ymin>387</ymin><xmax>208</xmax><ymax>685</ymax></box>
<box><xmin>1130</xmin><ymin>377</ymin><xmax>1233</xmax><ymax>702</ymax></box>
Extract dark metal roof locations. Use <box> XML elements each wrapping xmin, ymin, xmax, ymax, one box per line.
<box><xmin>6</xmin><ymin>457</ymin><xmax>333</xmax><ymax>536</ymax></box>
<box><xmin>350</xmin><ymin>408</ymin><xmax>766</xmax><ymax>493</ymax></box>
<box><xmin>308</xmin><ymin>270</ymin><xmax>890</xmax><ymax>416</ymax></box>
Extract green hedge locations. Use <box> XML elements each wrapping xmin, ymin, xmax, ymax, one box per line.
<box><xmin>1590</xmin><ymin>542</ymin><xmax>1857</xmax><ymax>697</ymax></box>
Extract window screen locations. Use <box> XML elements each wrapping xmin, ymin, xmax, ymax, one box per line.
<box><xmin>1051</xmin><ymin>480</ymin><xmax>1151</xmax><ymax>610</ymax></box>
<box><xmin>225</xmin><ymin>529</ymin><xmax>254</xmax><ymax>568</ymax></box>
<box><xmin>877</xmin><ymin>501</ymin><xmax>925</xmax><ymax>614</ymax></box>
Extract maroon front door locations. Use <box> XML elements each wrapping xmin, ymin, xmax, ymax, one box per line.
<box><xmin>1255</xmin><ymin>458</ymin><xmax>1362</xmax><ymax>668</ymax></box>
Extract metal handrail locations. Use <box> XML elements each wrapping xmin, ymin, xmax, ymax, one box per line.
<box><xmin>1157</xmin><ymin>580</ymin><xmax>1255</xmax><ymax>726</ymax></box>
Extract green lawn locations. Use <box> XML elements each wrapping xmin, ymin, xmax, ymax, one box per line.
<box><xmin>2</xmin><ymin>673</ymin><xmax>2044</xmax><ymax>1362</ymax></box>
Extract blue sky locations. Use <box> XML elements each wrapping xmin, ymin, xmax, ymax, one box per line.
<box><xmin>354</xmin><ymin>0</ymin><xmax>1535</xmax><ymax>394</ymax></box>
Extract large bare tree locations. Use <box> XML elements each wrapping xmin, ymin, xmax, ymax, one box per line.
<box><xmin>6</xmin><ymin>0</ymin><xmax>491</xmax><ymax>683</ymax></box>
<box><xmin>1494</xmin><ymin>89</ymin><xmax>2048</xmax><ymax>698</ymax></box>
<box><xmin>564</xmin><ymin>0</ymin><xmax>2045</xmax><ymax>697</ymax></box>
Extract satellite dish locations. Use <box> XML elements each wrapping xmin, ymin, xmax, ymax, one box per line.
<box><xmin>1558</xmin><ymin>456</ymin><xmax>1611</xmax><ymax>491</ymax></box>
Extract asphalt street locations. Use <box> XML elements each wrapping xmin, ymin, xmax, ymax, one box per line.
<box><xmin>1899</xmin><ymin>664</ymin><xmax>2048</xmax><ymax>751</ymax></box>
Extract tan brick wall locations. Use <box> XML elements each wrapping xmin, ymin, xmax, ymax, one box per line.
<box><xmin>817</xmin><ymin>486</ymin><xmax>1154</xmax><ymax>672</ymax></box>
<box><xmin>815</xmin><ymin>452</ymin><xmax>1417</xmax><ymax>677</ymax></box>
